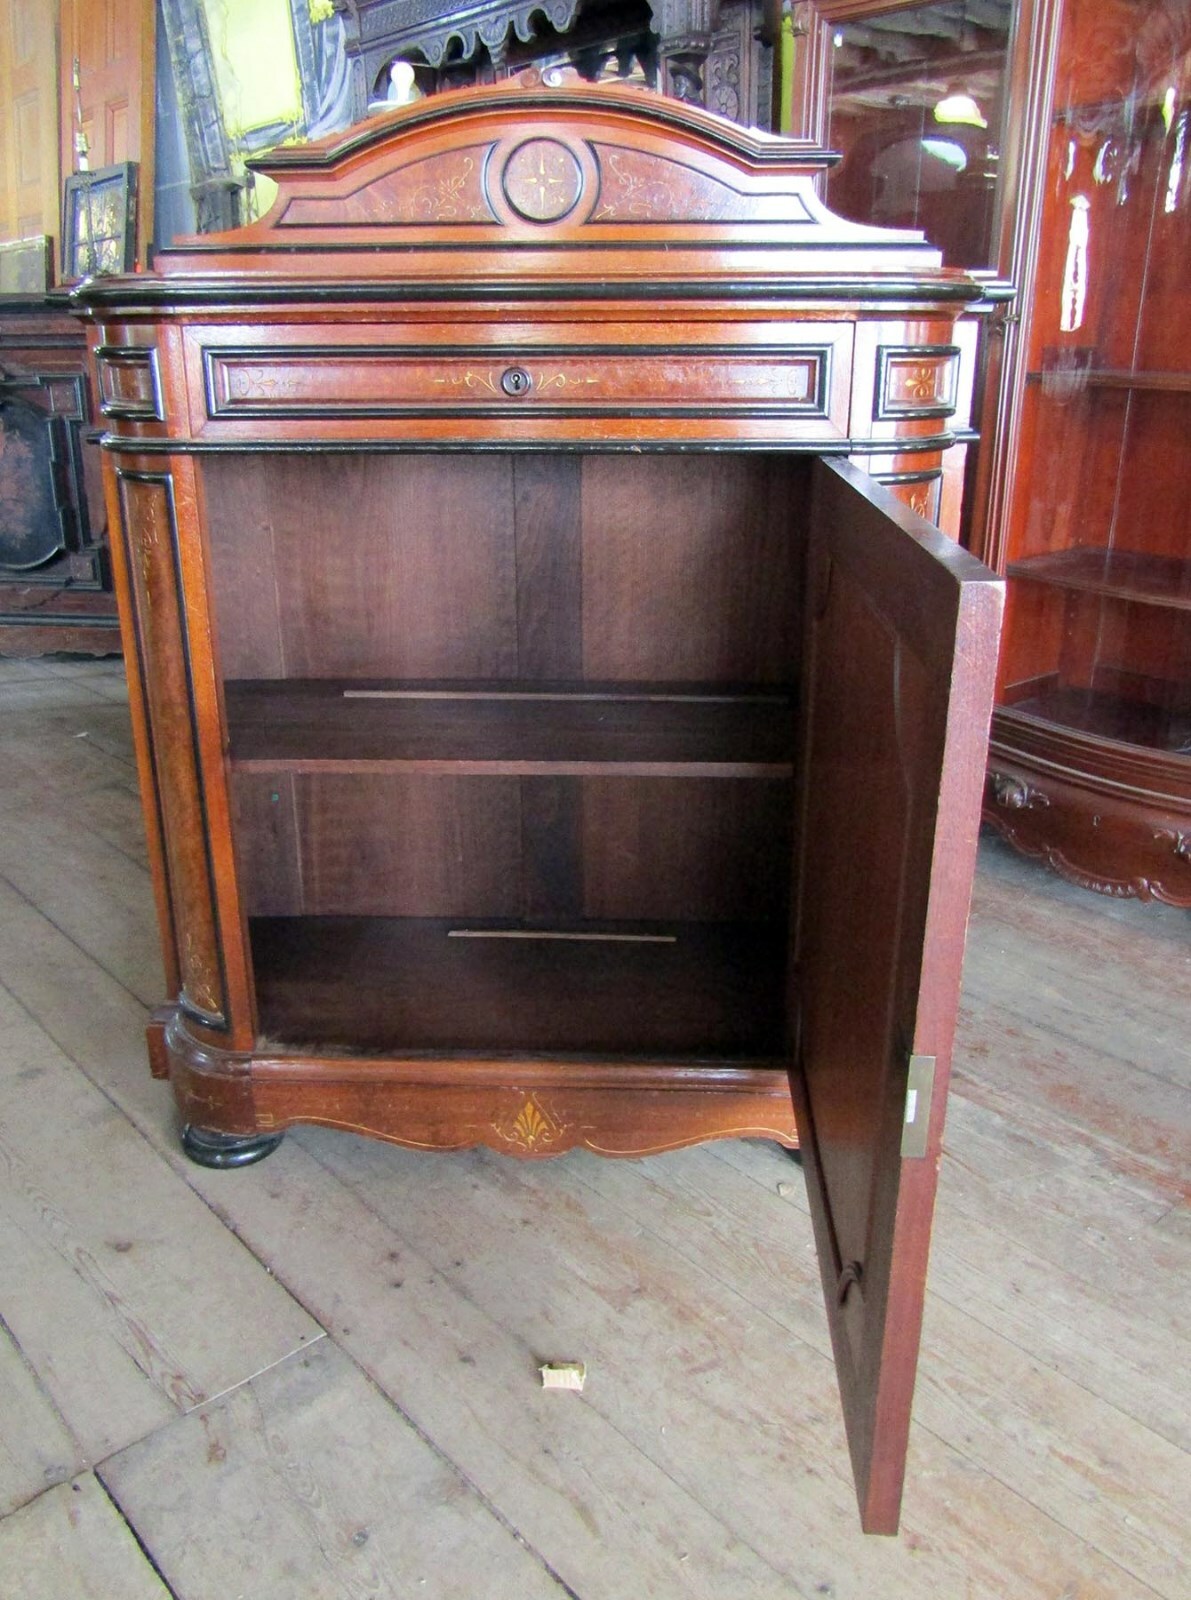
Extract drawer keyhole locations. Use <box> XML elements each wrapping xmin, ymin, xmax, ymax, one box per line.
<box><xmin>500</xmin><ymin>366</ymin><xmax>533</xmax><ymax>397</ymax></box>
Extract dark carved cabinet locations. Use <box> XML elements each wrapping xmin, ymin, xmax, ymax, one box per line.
<box><xmin>77</xmin><ymin>81</ymin><xmax>1002</xmax><ymax>1533</ymax></box>
<box><xmin>0</xmin><ymin>295</ymin><xmax>119</xmax><ymax>655</ymax></box>
<box><xmin>339</xmin><ymin>0</ymin><xmax>775</xmax><ymax>126</ymax></box>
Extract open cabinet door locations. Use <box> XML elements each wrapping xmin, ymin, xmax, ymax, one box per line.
<box><xmin>792</xmin><ymin>458</ymin><xmax>1003</xmax><ymax>1534</ymax></box>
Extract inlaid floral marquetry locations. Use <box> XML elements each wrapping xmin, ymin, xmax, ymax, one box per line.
<box><xmin>430</xmin><ymin>368</ymin><xmax>599</xmax><ymax>397</ymax></box>
<box><xmin>877</xmin><ymin>473</ymin><xmax>943</xmax><ymax>525</ymax></box>
<box><xmin>279</xmin><ymin>147</ymin><xmax>496</xmax><ymax>226</ymax></box>
<box><xmin>875</xmin><ymin>346</ymin><xmax>960</xmax><ymax>420</ymax></box>
<box><xmin>590</xmin><ymin>146</ymin><xmax>813</xmax><ymax>224</ymax></box>
<box><xmin>202</xmin><ymin>343</ymin><xmax>841</xmax><ymax>428</ymax></box>
<box><xmin>501</xmin><ymin>139</ymin><xmax>584</xmax><ymax>222</ymax></box>
<box><xmin>492</xmin><ymin>1093</ymin><xmax>572</xmax><ymax>1153</ymax></box>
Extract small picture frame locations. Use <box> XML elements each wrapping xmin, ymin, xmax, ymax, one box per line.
<box><xmin>62</xmin><ymin>161</ymin><xmax>138</xmax><ymax>280</ymax></box>
<box><xmin>0</xmin><ymin>235</ymin><xmax>52</xmax><ymax>292</ymax></box>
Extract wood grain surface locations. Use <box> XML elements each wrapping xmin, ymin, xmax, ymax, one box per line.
<box><xmin>0</xmin><ymin>660</ymin><xmax>1187</xmax><ymax>1597</ymax></box>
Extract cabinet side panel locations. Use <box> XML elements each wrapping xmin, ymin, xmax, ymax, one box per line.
<box><xmin>116</xmin><ymin>470</ymin><xmax>228</xmax><ymax>1029</ymax></box>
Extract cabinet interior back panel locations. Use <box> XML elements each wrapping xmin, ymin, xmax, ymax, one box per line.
<box><xmin>203</xmin><ymin>454</ymin><xmax>520</xmax><ymax>680</ymax></box>
<box><xmin>203</xmin><ymin>453</ymin><xmax>804</xmax><ymax>687</ymax></box>
<box><xmin>580</xmin><ymin>777</ymin><xmax>791</xmax><ymax>922</ymax></box>
<box><xmin>232</xmin><ymin>771</ymin><xmax>791</xmax><ymax>923</ymax></box>
<box><xmin>579</xmin><ymin>454</ymin><xmax>803</xmax><ymax>684</ymax></box>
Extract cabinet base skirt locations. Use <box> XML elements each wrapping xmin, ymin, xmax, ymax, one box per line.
<box><xmin>153</xmin><ymin>1010</ymin><xmax>800</xmax><ymax>1161</ymax></box>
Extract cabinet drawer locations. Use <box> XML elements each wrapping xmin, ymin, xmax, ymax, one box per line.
<box><xmin>197</xmin><ymin>332</ymin><xmax>854</xmax><ymax>440</ymax></box>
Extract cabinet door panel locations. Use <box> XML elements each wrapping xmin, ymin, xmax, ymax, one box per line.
<box><xmin>792</xmin><ymin>458</ymin><xmax>1001</xmax><ymax>1533</ymax></box>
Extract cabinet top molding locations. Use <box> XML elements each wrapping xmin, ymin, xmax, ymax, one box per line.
<box><xmin>74</xmin><ymin>77</ymin><xmax>980</xmax><ymax>311</ymax></box>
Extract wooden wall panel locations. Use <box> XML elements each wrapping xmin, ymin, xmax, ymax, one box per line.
<box><xmin>0</xmin><ymin>0</ymin><xmax>59</xmax><ymax>246</ymax></box>
<box><xmin>59</xmin><ymin>0</ymin><xmax>154</xmax><ymax>261</ymax></box>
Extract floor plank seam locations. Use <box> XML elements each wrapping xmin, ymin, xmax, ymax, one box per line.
<box><xmin>0</xmin><ymin>872</ymin><xmax>155</xmax><ymax>1013</ymax></box>
<box><xmin>295</xmin><ymin>1140</ymin><xmax>811</xmax><ymax>1600</ymax></box>
<box><xmin>0</xmin><ymin>1309</ymin><xmax>86</xmax><ymax>1491</ymax></box>
<box><xmin>144</xmin><ymin>1138</ymin><xmax>598</xmax><ymax>1595</ymax></box>
<box><xmin>947</xmin><ymin>1084</ymin><xmax>1188</xmax><ymax>1205</ymax></box>
<box><xmin>0</xmin><ymin>787</ymin><xmax>154</xmax><ymax>878</ymax></box>
<box><xmin>41</xmin><ymin>670</ymin><xmax>130</xmax><ymax>708</ymax></box>
<box><xmin>0</xmin><ymin>978</ymin><xmax>331</xmax><ymax>1434</ymax></box>
<box><xmin>156</xmin><ymin>1189</ymin><xmax>590</xmax><ymax>1600</ymax></box>
<box><xmin>559</xmin><ymin>1156</ymin><xmax>1144</xmax><ymax>1575</ymax></box>
<box><xmin>93</xmin><ymin>1469</ymin><xmax>185</xmax><ymax>1600</ymax></box>
<box><xmin>345</xmin><ymin>1352</ymin><xmax>585</xmax><ymax>1600</ymax></box>
<box><xmin>940</xmin><ymin>1455</ymin><xmax>1174</xmax><ymax>1600</ymax></box>
<box><xmin>954</xmin><ymin>1002</ymin><xmax>1190</xmax><ymax>1096</ymax></box>
<box><xmin>659</xmin><ymin>1141</ymin><xmax>1191</xmax><ymax>1565</ymax></box>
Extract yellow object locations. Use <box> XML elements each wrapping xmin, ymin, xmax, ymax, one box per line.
<box><xmin>539</xmin><ymin>1362</ymin><xmax>587</xmax><ymax>1392</ymax></box>
<box><xmin>202</xmin><ymin>0</ymin><xmax>303</xmax><ymax>148</ymax></box>
<box><xmin>778</xmin><ymin>7</ymin><xmax>795</xmax><ymax>136</ymax></box>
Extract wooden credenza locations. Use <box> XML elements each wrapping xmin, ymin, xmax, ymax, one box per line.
<box><xmin>76</xmin><ymin>78</ymin><xmax>1002</xmax><ymax>1534</ymax></box>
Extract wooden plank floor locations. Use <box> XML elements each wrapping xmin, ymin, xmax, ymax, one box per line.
<box><xmin>0</xmin><ymin>655</ymin><xmax>1187</xmax><ymax>1599</ymax></box>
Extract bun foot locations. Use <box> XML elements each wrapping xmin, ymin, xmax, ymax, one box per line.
<box><xmin>181</xmin><ymin>1123</ymin><xmax>284</xmax><ymax>1169</ymax></box>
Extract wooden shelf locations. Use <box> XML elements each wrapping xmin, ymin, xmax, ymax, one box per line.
<box><xmin>1005</xmin><ymin>685</ymin><xmax>1191</xmax><ymax>754</ymax></box>
<box><xmin>1006</xmin><ymin>548</ymin><xmax>1191</xmax><ymax>613</ymax></box>
<box><xmin>1025</xmin><ymin>370</ymin><xmax>1191</xmax><ymax>394</ymax></box>
<box><xmin>226</xmin><ymin>680</ymin><xmax>796</xmax><ymax>778</ymax></box>
<box><xmin>250</xmin><ymin>915</ymin><xmax>789</xmax><ymax>1059</ymax></box>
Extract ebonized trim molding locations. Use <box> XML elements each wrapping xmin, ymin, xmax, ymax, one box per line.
<box><xmin>72</xmin><ymin>276</ymin><xmax>983</xmax><ymax>311</ymax></box>
<box><xmin>99</xmin><ymin>433</ymin><xmax>964</xmax><ymax>456</ymax></box>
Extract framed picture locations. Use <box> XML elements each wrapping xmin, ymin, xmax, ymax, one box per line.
<box><xmin>62</xmin><ymin>162</ymin><xmax>138</xmax><ymax>280</ymax></box>
<box><xmin>0</xmin><ymin>235</ymin><xmax>52</xmax><ymax>293</ymax></box>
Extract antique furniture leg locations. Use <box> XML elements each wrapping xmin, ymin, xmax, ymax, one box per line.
<box><xmin>181</xmin><ymin>1124</ymin><xmax>285</xmax><ymax>1168</ymax></box>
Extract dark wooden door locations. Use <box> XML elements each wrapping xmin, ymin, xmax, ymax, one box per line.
<box><xmin>791</xmin><ymin>457</ymin><xmax>1002</xmax><ymax>1533</ymax></box>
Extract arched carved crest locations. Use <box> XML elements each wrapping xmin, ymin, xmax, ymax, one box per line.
<box><xmin>145</xmin><ymin>77</ymin><xmax>968</xmax><ymax>297</ymax></box>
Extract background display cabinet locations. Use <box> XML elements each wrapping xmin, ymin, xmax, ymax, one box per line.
<box><xmin>77</xmin><ymin>79</ymin><xmax>1002</xmax><ymax>1533</ymax></box>
<box><xmin>982</xmin><ymin>0</ymin><xmax>1191</xmax><ymax>903</ymax></box>
<box><xmin>0</xmin><ymin>294</ymin><xmax>119</xmax><ymax>655</ymax></box>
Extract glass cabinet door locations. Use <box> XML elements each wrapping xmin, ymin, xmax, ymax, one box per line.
<box><xmin>997</xmin><ymin>0</ymin><xmax>1190</xmax><ymax>758</ymax></box>
<box><xmin>823</xmin><ymin>0</ymin><xmax>1015</xmax><ymax>271</ymax></box>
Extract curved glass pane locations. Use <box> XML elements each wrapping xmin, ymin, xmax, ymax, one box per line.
<box><xmin>1000</xmin><ymin>0</ymin><xmax>1191</xmax><ymax>752</ymax></box>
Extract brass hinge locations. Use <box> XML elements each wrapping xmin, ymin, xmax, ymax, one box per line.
<box><xmin>900</xmin><ymin>1054</ymin><xmax>936</xmax><ymax>1158</ymax></box>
